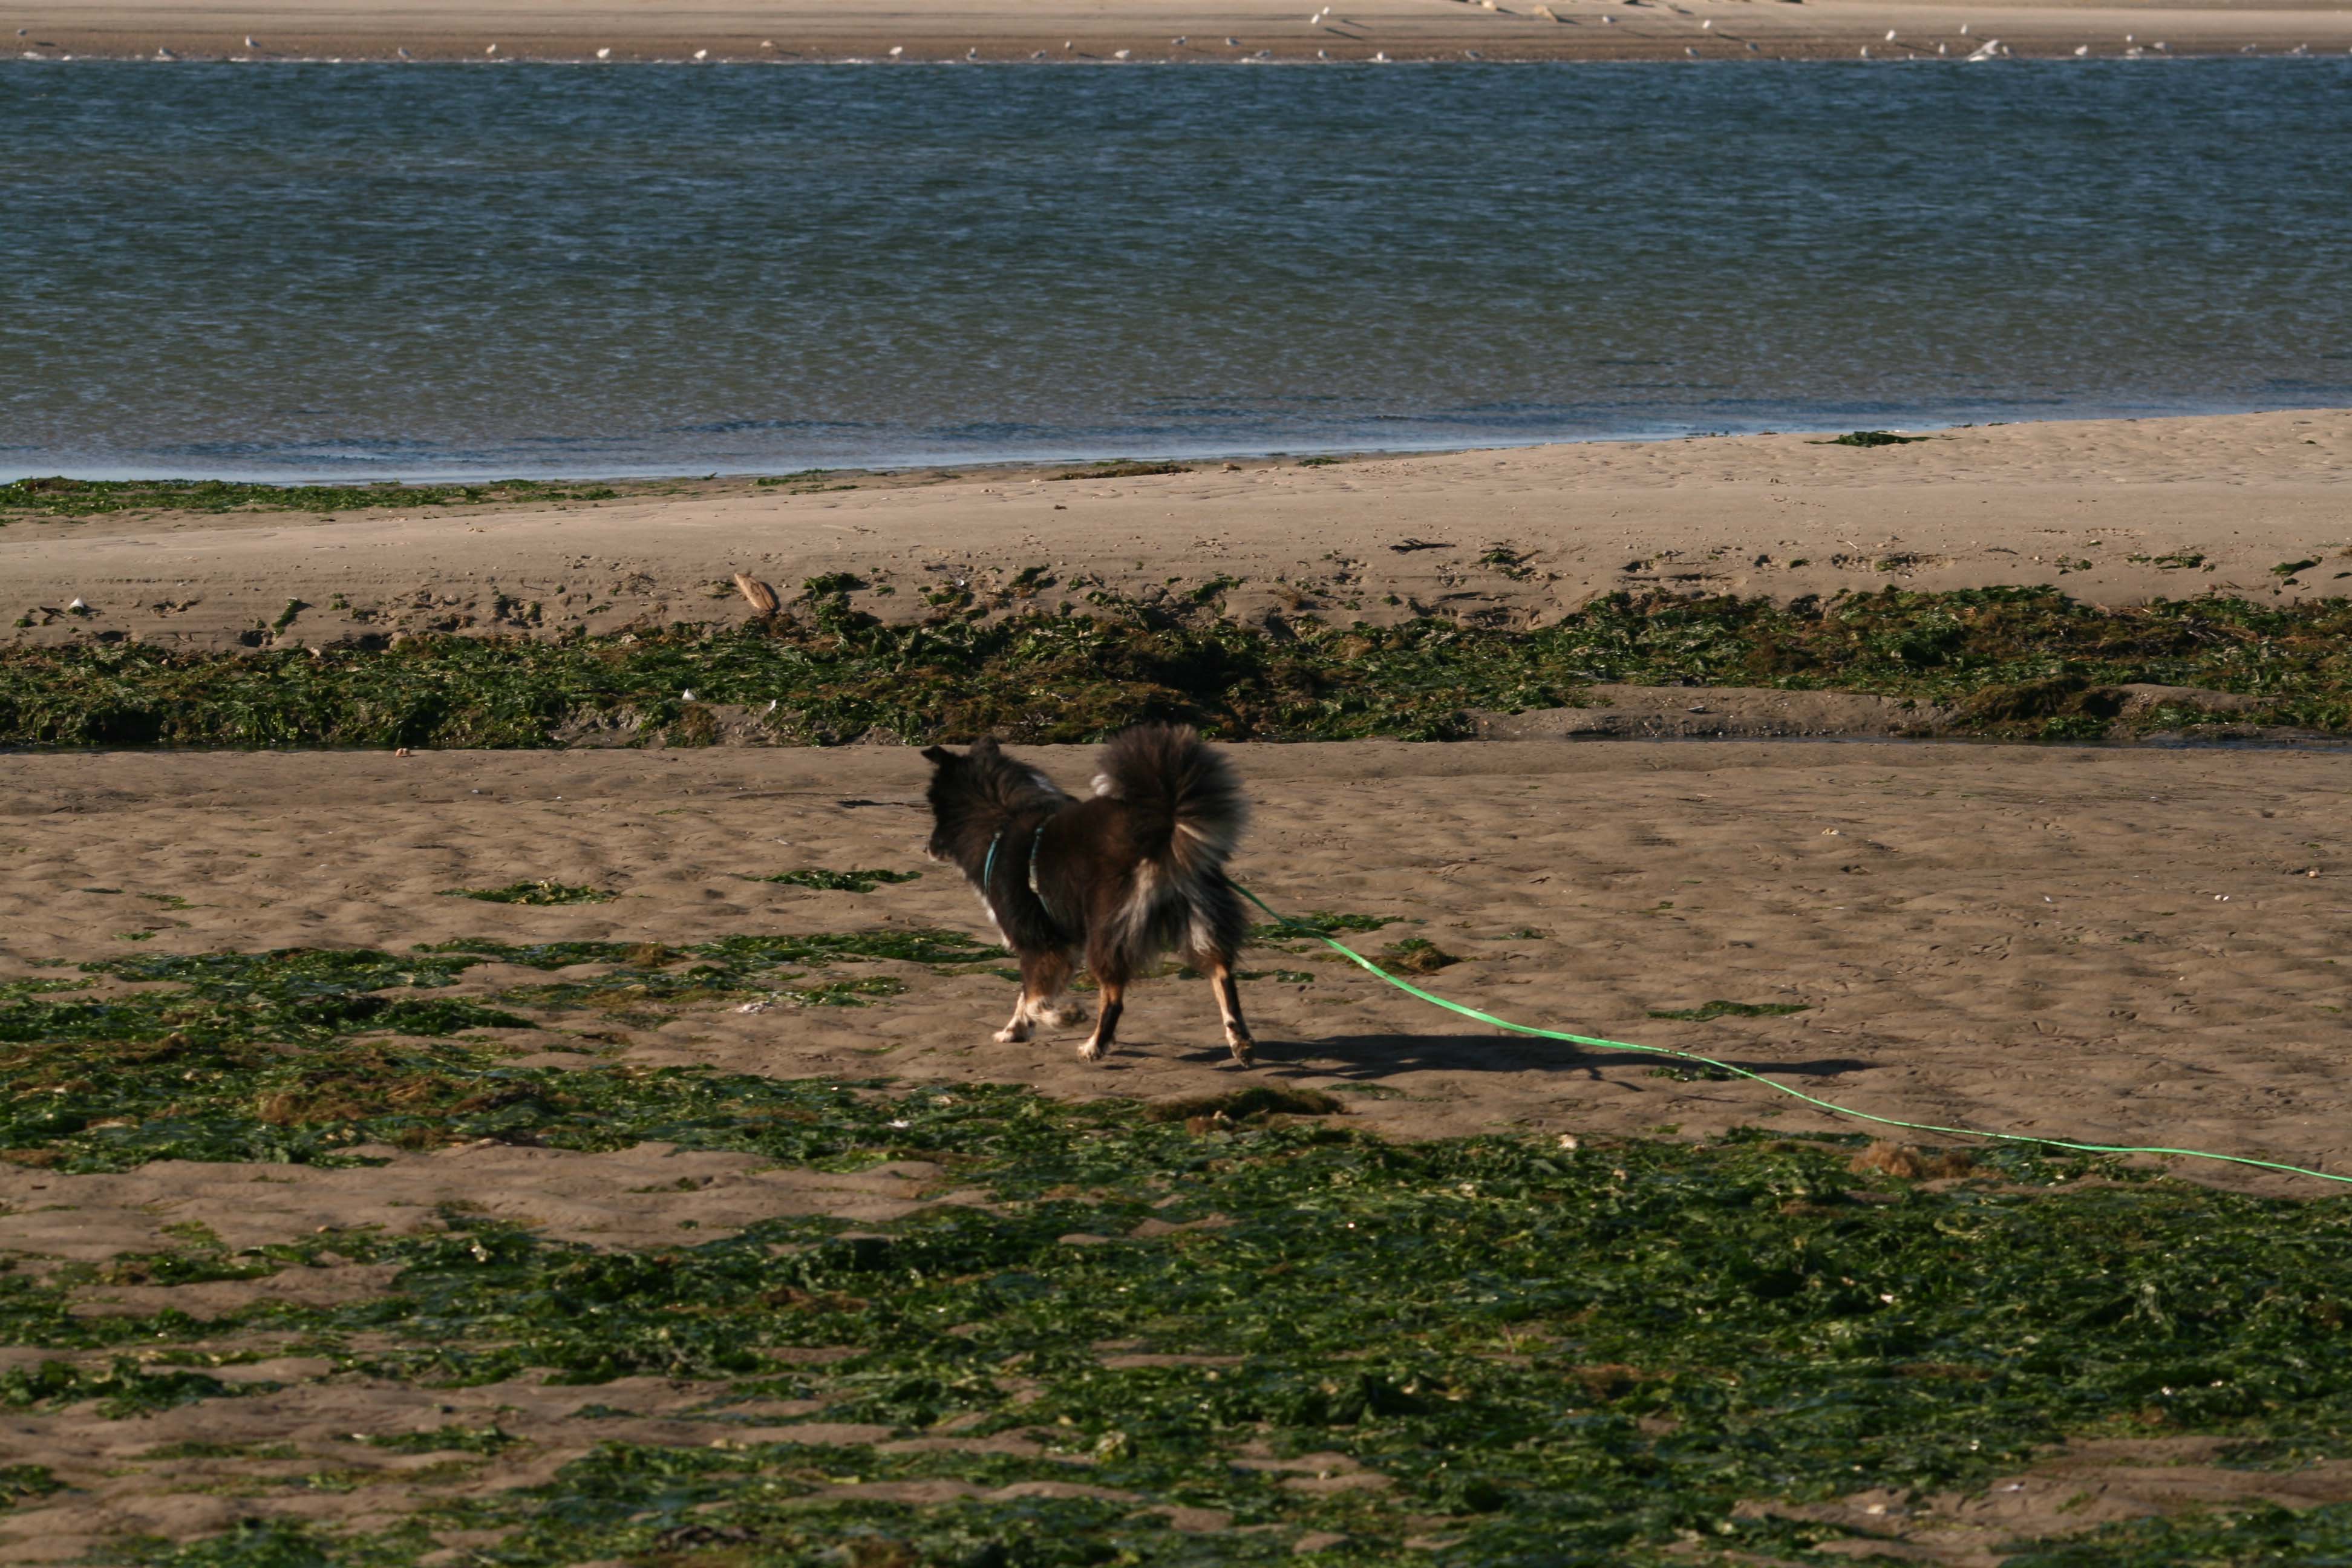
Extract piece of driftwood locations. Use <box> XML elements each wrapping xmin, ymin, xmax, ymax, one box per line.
<box><xmin>733</xmin><ymin>572</ymin><xmax>780</xmax><ymax>616</ymax></box>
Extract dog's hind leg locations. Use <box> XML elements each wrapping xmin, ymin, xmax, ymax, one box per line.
<box><xmin>1077</xmin><ymin>980</ymin><xmax>1123</xmax><ymax>1063</ymax></box>
<box><xmin>1197</xmin><ymin>952</ymin><xmax>1256</xmax><ymax>1067</ymax></box>
<box><xmin>1077</xmin><ymin>949</ymin><xmax>1127</xmax><ymax>1063</ymax></box>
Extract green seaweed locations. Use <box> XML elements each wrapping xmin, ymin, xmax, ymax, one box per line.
<box><xmin>1</xmin><ymin>1357</ymin><xmax>250</xmax><ymax>1418</ymax></box>
<box><xmin>1047</xmin><ymin>460</ymin><xmax>1190</xmax><ymax>480</ymax></box>
<box><xmin>26</xmin><ymin>1097</ymin><xmax>2352</xmax><ymax>1567</ymax></box>
<box><xmin>1814</xmin><ymin>430</ymin><xmax>1930</xmax><ymax>447</ymax></box>
<box><xmin>755</xmin><ymin>868</ymin><xmax>923</xmax><ymax>893</ymax></box>
<box><xmin>0</xmin><ymin>1464</ymin><xmax>61</xmax><ymax>1508</ymax></box>
<box><xmin>0</xmin><ymin>933</ymin><xmax>1001</xmax><ymax>1169</ymax></box>
<box><xmin>5</xmin><ymin>587</ymin><xmax>2352</xmax><ymax>749</ymax></box>
<box><xmin>0</xmin><ymin>477</ymin><xmax>618</xmax><ymax>520</ymax></box>
<box><xmin>439</xmin><ymin>881</ymin><xmax>614</xmax><ymax>906</ymax></box>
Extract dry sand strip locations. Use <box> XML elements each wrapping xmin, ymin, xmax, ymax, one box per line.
<box><xmin>8</xmin><ymin>409</ymin><xmax>2351</xmax><ymax>655</ymax></box>
<box><xmin>3</xmin><ymin>740</ymin><xmax>2347</xmax><ymax>1195</ymax></box>
<box><xmin>14</xmin><ymin>0</ymin><xmax>2352</xmax><ymax>62</ymax></box>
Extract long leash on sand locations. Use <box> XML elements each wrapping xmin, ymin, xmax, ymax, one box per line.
<box><xmin>1233</xmin><ymin>883</ymin><xmax>2352</xmax><ymax>1190</ymax></box>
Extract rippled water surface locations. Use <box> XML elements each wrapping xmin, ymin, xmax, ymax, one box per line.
<box><xmin>5</xmin><ymin>60</ymin><xmax>2349</xmax><ymax>478</ymax></box>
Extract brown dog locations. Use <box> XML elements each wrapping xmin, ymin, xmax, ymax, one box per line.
<box><xmin>921</xmin><ymin>724</ymin><xmax>1255</xmax><ymax>1065</ymax></box>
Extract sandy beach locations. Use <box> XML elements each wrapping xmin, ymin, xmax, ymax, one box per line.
<box><xmin>13</xmin><ymin>0</ymin><xmax>2352</xmax><ymax>61</ymax></box>
<box><xmin>7</xmin><ymin>414</ymin><xmax>2352</xmax><ymax>1563</ymax></box>
<box><xmin>8</xmin><ymin>410</ymin><xmax>2351</xmax><ymax>657</ymax></box>
<box><xmin>5</xmin><ymin>739</ymin><xmax>2347</xmax><ymax>1186</ymax></box>
<box><xmin>4</xmin><ymin>736</ymin><xmax>2351</xmax><ymax>1560</ymax></box>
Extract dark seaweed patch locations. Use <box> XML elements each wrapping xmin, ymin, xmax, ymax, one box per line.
<box><xmin>754</xmin><ymin>868</ymin><xmax>923</xmax><ymax>893</ymax></box>
<box><xmin>439</xmin><ymin>881</ymin><xmax>615</xmax><ymax>906</ymax></box>
<box><xmin>0</xmin><ymin>477</ymin><xmax>617</xmax><ymax>520</ymax></box>
<box><xmin>6</xmin><ymin>587</ymin><xmax>2352</xmax><ymax>748</ymax></box>
<box><xmin>1814</xmin><ymin>430</ymin><xmax>1930</xmax><ymax>447</ymax></box>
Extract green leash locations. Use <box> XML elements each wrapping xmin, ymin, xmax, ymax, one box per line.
<box><xmin>1235</xmin><ymin>883</ymin><xmax>2352</xmax><ymax>1189</ymax></box>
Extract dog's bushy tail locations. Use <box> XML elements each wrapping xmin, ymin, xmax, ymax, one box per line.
<box><xmin>1095</xmin><ymin>723</ymin><xmax>1246</xmax><ymax>879</ymax></box>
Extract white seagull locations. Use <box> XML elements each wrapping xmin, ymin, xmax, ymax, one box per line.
<box><xmin>889</xmin><ymin>44</ymin><xmax>903</xmax><ymax>56</ymax></box>
<box><xmin>596</xmin><ymin>46</ymin><xmax>612</xmax><ymax>58</ymax></box>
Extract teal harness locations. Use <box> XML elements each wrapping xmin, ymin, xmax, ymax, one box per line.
<box><xmin>981</xmin><ymin>822</ymin><xmax>1053</xmax><ymax>913</ymax></box>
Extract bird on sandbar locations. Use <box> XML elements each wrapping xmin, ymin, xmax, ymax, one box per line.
<box><xmin>597</xmin><ymin>45</ymin><xmax>612</xmax><ymax>57</ymax></box>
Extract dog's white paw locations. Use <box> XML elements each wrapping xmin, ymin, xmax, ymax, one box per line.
<box><xmin>1225</xmin><ymin>1028</ymin><xmax>1256</xmax><ymax>1068</ymax></box>
<box><xmin>995</xmin><ymin>1023</ymin><xmax>1031</xmax><ymax>1044</ymax></box>
<box><xmin>1076</xmin><ymin>1036</ymin><xmax>1108</xmax><ymax>1063</ymax></box>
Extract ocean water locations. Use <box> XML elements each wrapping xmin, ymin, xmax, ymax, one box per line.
<box><xmin>4</xmin><ymin>59</ymin><xmax>2349</xmax><ymax>480</ymax></box>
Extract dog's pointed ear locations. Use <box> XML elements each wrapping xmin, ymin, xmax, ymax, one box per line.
<box><xmin>921</xmin><ymin>745</ymin><xmax>955</xmax><ymax>766</ymax></box>
<box><xmin>971</xmin><ymin>736</ymin><xmax>1002</xmax><ymax>757</ymax></box>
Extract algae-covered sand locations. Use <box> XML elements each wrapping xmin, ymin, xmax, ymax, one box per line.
<box><xmin>6</xmin><ymin>413</ymin><xmax>2352</xmax><ymax>1563</ymax></box>
<box><xmin>5</xmin><ymin>742</ymin><xmax>2352</xmax><ymax>1564</ymax></box>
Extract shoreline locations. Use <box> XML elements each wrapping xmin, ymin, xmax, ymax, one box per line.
<box><xmin>10</xmin><ymin>402</ymin><xmax>2340</xmax><ymax>491</ymax></box>
<box><xmin>11</xmin><ymin>0</ymin><xmax>2352</xmax><ymax>64</ymax></box>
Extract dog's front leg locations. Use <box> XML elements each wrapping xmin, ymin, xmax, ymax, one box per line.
<box><xmin>993</xmin><ymin>991</ymin><xmax>1034</xmax><ymax>1044</ymax></box>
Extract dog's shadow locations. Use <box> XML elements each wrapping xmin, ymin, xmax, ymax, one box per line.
<box><xmin>1171</xmin><ymin>1029</ymin><xmax>1872</xmax><ymax>1084</ymax></box>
